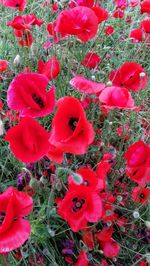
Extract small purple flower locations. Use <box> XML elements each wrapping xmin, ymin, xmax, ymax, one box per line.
<box><xmin>61</xmin><ymin>240</ymin><xmax>75</xmax><ymax>256</ymax></box>
<box><xmin>17</xmin><ymin>170</ymin><xmax>31</xmax><ymax>190</ymax></box>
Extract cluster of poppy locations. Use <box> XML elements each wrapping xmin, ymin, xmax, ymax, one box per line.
<box><xmin>7</xmin><ymin>14</ymin><xmax>44</xmax><ymax>47</ymax></box>
<box><xmin>70</xmin><ymin>61</ymin><xmax>147</xmax><ymax>112</ymax></box>
<box><xmin>56</xmin><ymin>160</ymin><xmax>123</xmax><ymax>264</ymax></box>
<box><xmin>4</xmin><ymin>58</ymin><xmax>148</xmax><ymax>164</ymax></box>
<box><xmin>2</xmin><ymin>0</ymin><xmax>149</xmax><ymax>47</ymax></box>
<box><xmin>129</xmin><ymin>0</ymin><xmax>150</xmax><ymax>43</ymax></box>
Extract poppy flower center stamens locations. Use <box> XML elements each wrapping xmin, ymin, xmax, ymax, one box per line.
<box><xmin>140</xmin><ymin>193</ymin><xmax>144</xmax><ymax>199</ymax></box>
<box><xmin>129</xmin><ymin>75</ymin><xmax>133</xmax><ymax>79</ymax></box>
<box><xmin>72</xmin><ymin>197</ymin><xmax>85</xmax><ymax>212</ymax></box>
<box><xmin>132</xmin><ymin>170</ymin><xmax>138</xmax><ymax>176</ymax></box>
<box><xmin>0</xmin><ymin>211</ymin><xmax>6</xmax><ymax>225</ymax></box>
<box><xmin>32</xmin><ymin>94</ymin><xmax>44</xmax><ymax>109</ymax></box>
<box><xmin>83</xmin><ymin>180</ymin><xmax>89</xmax><ymax>186</ymax></box>
<box><xmin>69</xmin><ymin>117</ymin><xmax>78</xmax><ymax>132</ymax></box>
<box><xmin>16</xmin><ymin>3</ymin><xmax>19</xmax><ymax>7</ymax></box>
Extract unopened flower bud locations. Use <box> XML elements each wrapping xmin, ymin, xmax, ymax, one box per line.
<box><xmin>47</xmin><ymin>227</ymin><xmax>55</xmax><ymax>237</ymax></box>
<box><xmin>72</xmin><ymin>173</ymin><xmax>83</xmax><ymax>185</ymax></box>
<box><xmin>13</xmin><ymin>54</ymin><xmax>21</xmax><ymax>66</ymax></box>
<box><xmin>117</xmin><ymin>195</ymin><xmax>123</xmax><ymax>202</ymax></box>
<box><xmin>0</xmin><ymin>119</ymin><xmax>4</xmax><ymax>136</ymax></box>
<box><xmin>133</xmin><ymin>210</ymin><xmax>140</xmax><ymax>219</ymax></box>
<box><xmin>91</xmin><ymin>75</ymin><xmax>96</xmax><ymax>80</ymax></box>
<box><xmin>106</xmin><ymin>81</ymin><xmax>112</xmax><ymax>86</ymax></box>
<box><xmin>140</xmin><ymin>72</ymin><xmax>146</xmax><ymax>78</ymax></box>
<box><xmin>113</xmin><ymin>258</ymin><xmax>117</xmax><ymax>262</ymax></box>
<box><xmin>145</xmin><ymin>221</ymin><xmax>150</xmax><ymax>229</ymax></box>
<box><xmin>106</xmin><ymin>221</ymin><xmax>112</xmax><ymax>227</ymax></box>
<box><xmin>99</xmin><ymin>250</ymin><xmax>104</xmax><ymax>254</ymax></box>
<box><xmin>40</xmin><ymin>176</ymin><xmax>47</xmax><ymax>184</ymax></box>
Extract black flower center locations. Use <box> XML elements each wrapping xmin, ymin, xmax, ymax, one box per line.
<box><xmin>140</xmin><ymin>193</ymin><xmax>144</xmax><ymax>199</ymax></box>
<box><xmin>72</xmin><ymin>197</ymin><xmax>85</xmax><ymax>212</ymax></box>
<box><xmin>0</xmin><ymin>211</ymin><xmax>5</xmax><ymax>225</ymax></box>
<box><xmin>129</xmin><ymin>75</ymin><xmax>133</xmax><ymax>79</ymax></box>
<box><xmin>69</xmin><ymin>117</ymin><xmax>78</xmax><ymax>132</ymax></box>
<box><xmin>132</xmin><ymin>170</ymin><xmax>138</xmax><ymax>176</ymax></box>
<box><xmin>16</xmin><ymin>3</ymin><xmax>19</xmax><ymax>7</ymax></box>
<box><xmin>32</xmin><ymin>94</ymin><xmax>44</xmax><ymax>109</ymax></box>
<box><xmin>83</xmin><ymin>180</ymin><xmax>89</xmax><ymax>186</ymax></box>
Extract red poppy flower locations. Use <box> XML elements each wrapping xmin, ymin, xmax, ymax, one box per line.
<box><xmin>7</xmin><ymin>14</ymin><xmax>44</xmax><ymax>30</ymax></box>
<box><xmin>8</xmin><ymin>14</ymin><xmax>43</xmax><ymax>47</ymax></box>
<box><xmin>114</xmin><ymin>0</ymin><xmax>128</xmax><ymax>9</ymax></box>
<box><xmin>132</xmin><ymin>186</ymin><xmax>150</xmax><ymax>205</ymax></box>
<box><xmin>129</xmin><ymin>28</ymin><xmax>144</xmax><ymax>43</ymax></box>
<box><xmin>18</xmin><ymin>31</ymin><xmax>33</xmax><ymax>47</ymax></box>
<box><xmin>101</xmin><ymin>258</ymin><xmax>109</xmax><ymax>266</ymax></box>
<box><xmin>47</xmin><ymin>21</ymin><xmax>68</xmax><ymax>44</ymax></box>
<box><xmin>127</xmin><ymin>166</ymin><xmax>150</xmax><ymax>186</ymax></box>
<box><xmin>91</xmin><ymin>4</ymin><xmax>109</xmax><ymax>24</ymax></box>
<box><xmin>5</xmin><ymin>117</ymin><xmax>51</xmax><ymax>163</ymax></box>
<box><xmin>0</xmin><ymin>186</ymin><xmax>33</xmax><ymax>253</ymax></box>
<box><xmin>81</xmin><ymin>52</ymin><xmax>102</xmax><ymax>69</ymax></box>
<box><xmin>124</xmin><ymin>141</ymin><xmax>150</xmax><ymax>168</ymax></box>
<box><xmin>69</xmin><ymin>0</ymin><xmax>94</xmax><ymax>8</ymax></box>
<box><xmin>54</xmin><ymin>6</ymin><xmax>98</xmax><ymax>42</ymax></box>
<box><xmin>0</xmin><ymin>100</ymin><xmax>3</xmax><ymax>110</ymax></box>
<box><xmin>0</xmin><ymin>60</ymin><xmax>9</xmax><ymax>72</ymax></box>
<box><xmin>124</xmin><ymin>141</ymin><xmax>150</xmax><ymax>185</ymax></box>
<box><xmin>99</xmin><ymin>86</ymin><xmax>134</xmax><ymax>110</ymax></box>
<box><xmin>57</xmin><ymin>186</ymin><xmax>102</xmax><ymax>232</ymax></box>
<box><xmin>7</xmin><ymin>73</ymin><xmax>55</xmax><ymax>118</ymax></box>
<box><xmin>141</xmin><ymin>0</ymin><xmax>150</xmax><ymax>15</ymax></box>
<box><xmin>47</xmin><ymin>140</ymin><xmax>64</xmax><ymax>164</ymax></box>
<box><xmin>51</xmin><ymin>3</ymin><xmax>59</xmax><ymax>13</ymax></box>
<box><xmin>129</xmin><ymin>0</ymin><xmax>139</xmax><ymax>7</ymax></box>
<box><xmin>109</xmin><ymin>62</ymin><xmax>148</xmax><ymax>91</ymax></box>
<box><xmin>75</xmin><ymin>250</ymin><xmax>89</xmax><ymax>266</ymax></box>
<box><xmin>68</xmin><ymin>167</ymin><xmax>101</xmax><ymax>192</ymax></box>
<box><xmin>82</xmin><ymin>228</ymin><xmax>95</xmax><ymax>250</ymax></box>
<box><xmin>140</xmin><ymin>19</ymin><xmax>150</xmax><ymax>34</ymax></box>
<box><xmin>100</xmin><ymin>238</ymin><xmax>120</xmax><ymax>258</ymax></box>
<box><xmin>96</xmin><ymin>161</ymin><xmax>111</xmax><ymax>192</ymax></box>
<box><xmin>113</xmin><ymin>10</ymin><xmax>124</xmax><ymax>18</ymax></box>
<box><xmin>49</xmin><ymin>96</ymin><xmax>94</xmax><ymax>154</ymax></box>
<box><xmin>70</xmin><ymin>75</ymin><xmax>105</xmax><ymax>94</ymax></box>
<box><xmin>96</xmin><ymin>226</ymin><xmax>120</xmax><ymax>258</ymax></box>
<box><xmin>0</xmin><ymin>0</ymin><xmax>26</xmax><ymax>11</ymax></box>
<box><xmin>96</xmin><ymin>226</ymin><xmax>113</xmax><ymax>242</ymax></box>
<box><xmin>104</xmin><ymin>26</ymin><xmax>114</xmax><ymax>35</ymax></box>
<box><xmin>38</xmin><ymin>56</ymin><xmax>60</xmax><ymax>81</ymax></box>
<box><xmin>139</xmin><ymin>259</ymin><xmax>149</xmax><ymax>266</ymax></box>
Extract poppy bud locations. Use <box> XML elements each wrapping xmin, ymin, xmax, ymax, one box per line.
<box><xmin>117</xmin><ymin>195</ymin><xmax>123</xmax><ymax>202</ymax></box>
<box><xmin>140</xmin><ymin>72</ymin><xmax>146</xmax><ymax>78</ymax></box>
<box><xmin>133</xmin><ymin>210</ymin><xmax>140</xmax><ymax>219</ymax></box>
<box><xmin>145</xmin><ymin>221</ymin><xmax>150</xmax><ymax>229</ymax></box>
<box><xmin>13</xmin><ymin>54</ymin><xmax>21</xmax><ymax>66</ymax></box>
<box><xmin>47</xmin><ymin>227</ymin><xmax>55</xmax><ymax>237</ymax></box>
<box><xmin>72</xmin><ymin>173</ymin><xmax>83</xmax><ymax>185</ymax></box>
<box><xmin>0</xmin><ymin>119</ymin><xmax>4</xmax><ymax>136</ymax></box>
<box><xmin>91</xmin><ymin>75</ymin><xmax>96</xmax><ymax>80</ymax></box>
<box><xmin>106</xmin><ymin>81</ymin><xmax>112</xmax><ymax>86</ymax></box>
